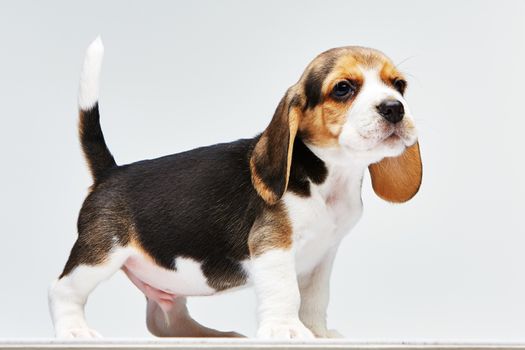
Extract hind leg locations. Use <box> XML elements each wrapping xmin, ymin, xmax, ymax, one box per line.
<box><xmin>48</xmin><ymin>245</ymin><xmax>130</xmax><ymax>338</ymax></box>
<box><xmin>146</xmin><ymin>297</ymin><xmax>243</xmax><ymax>337</ymax></box>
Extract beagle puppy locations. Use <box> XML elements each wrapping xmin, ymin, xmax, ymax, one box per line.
<box><xmin>48</xmin><ymin>37</ymin><xmax>422</xmax><ymax>339</ymax></box>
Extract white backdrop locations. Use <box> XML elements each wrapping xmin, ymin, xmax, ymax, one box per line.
<box><xmin>0</xmin><ymin>0</ymin><xmax>524</xmax><ymax>340</ymax></box>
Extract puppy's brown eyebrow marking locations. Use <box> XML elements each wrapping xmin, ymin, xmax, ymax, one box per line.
<box><xmin>379</xmin><ymin>61</ymin><xmax>405</xmax><ymax>89</ymax></box>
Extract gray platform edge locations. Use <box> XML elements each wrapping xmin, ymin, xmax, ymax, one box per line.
<box><xmin>2</xmin><ymin>340</ymin><xmax>525</xmax><ymax>350</ymax></box>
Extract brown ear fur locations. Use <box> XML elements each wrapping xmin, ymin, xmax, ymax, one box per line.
<box><xmin>368</xmin><ymin>142</ymin><xmax>422</xmax><ymax>203</ymax></box>
<box><xmin>250</xmin><ymin>91</ymin><xmax>300</xmax><ymax>204</ymax></box>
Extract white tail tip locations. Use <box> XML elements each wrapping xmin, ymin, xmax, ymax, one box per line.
<box><xmin>78</xmin><ymin>36</ymin><xmax>104</xmax><ymax>110</ymax></box>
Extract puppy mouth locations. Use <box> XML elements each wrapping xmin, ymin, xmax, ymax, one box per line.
<box><xmin>376</xmin><ymin>128</ymin><xmax>401</xmax><ymax>143</ymax></box>
<box><xmin>347</xmin><ymin>123</ymin><xmax>416</xmax><ymax>153</ymax></box>
<box><xmin>380</xmin><ymin>126</ymin><xmax>415</xmax><ymax>146</ymax></box>
<box><xmin>381</xmin><ymin>133</ymin><xmax>402</xmax><ymax>147</ymax></box>
<box><xmin>354</xmin><ymin>128</ymin><xmax>402</xmax><ymax>146</ymax></box>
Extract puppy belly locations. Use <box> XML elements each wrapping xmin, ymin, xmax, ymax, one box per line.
<box><xmin>122</xmin><ymin>249</ymin><xmax>216</xmax><ymax>309</ymax></box>
<box><xmin>122</xmin><ymin>265</ymin><xmax>178</xmax><ymax>311</ymax></box>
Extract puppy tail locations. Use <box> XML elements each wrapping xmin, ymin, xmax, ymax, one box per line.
<box><xmin>78</xmin><ymin>36</ymin><xmax>116</xmax><ymax>182</ymax></box>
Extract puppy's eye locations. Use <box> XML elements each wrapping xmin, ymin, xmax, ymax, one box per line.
<box><xmin>393</xmin><ymin>78</ymin><xmax>407</xmax><ymax>94</ymax></box>
<box><xmin>331</xmin><ymin>80</ymin><xmax>355</xmax><ymax>99</ymax></box>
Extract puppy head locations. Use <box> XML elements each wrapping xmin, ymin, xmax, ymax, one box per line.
<box><xmin>251</xmin><ymin>47</ymin><xmax>422</xmax><ymax>204</ymax></box>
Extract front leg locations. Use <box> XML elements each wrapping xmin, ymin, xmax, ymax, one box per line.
<box><xmin>298</xmin><ymin>247</ymin><xmax>343</xmax><ymax>338</ymax></box>
<box><xmin>251</xmin><ymin>249</ymin><xmax>314</xmax><ymax>339</ymax></box>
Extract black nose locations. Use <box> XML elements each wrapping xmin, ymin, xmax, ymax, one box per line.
<box><xmin>377</xmin><ymin>99</ymin><xmax>404</xmax><ymax>124</ymax></box>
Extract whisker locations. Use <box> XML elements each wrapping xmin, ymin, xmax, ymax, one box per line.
<box><xmin>395</xmin><ymin>55</ymin><xmax>418</xmax><ymax>68</ymax></box>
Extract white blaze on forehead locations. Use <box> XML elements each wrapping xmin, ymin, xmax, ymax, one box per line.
<box><xmin>353</xmin><ymin>68</ymin><xmax>404</xmax><ymax>113</ymax></box>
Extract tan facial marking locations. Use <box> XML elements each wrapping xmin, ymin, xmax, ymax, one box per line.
<box><xmin>379</xmin><ymin>61</ymin><xmax>405</xmax><ymax>90</ymax></box>
<box><xmin>297</xmin><ymin>47</ymin><xmax>394</xmax><ymax>148</ymax></box>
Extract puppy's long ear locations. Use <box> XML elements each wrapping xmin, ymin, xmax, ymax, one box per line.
<box><xmin>368</xmin><ymin>142</ymin><xmax>422</xmax><ymax>203</ymax></box>
<box><xmin>250</xmin><ymin>90</ymin><xmax>301</xmax><ymax>204</ymax></box>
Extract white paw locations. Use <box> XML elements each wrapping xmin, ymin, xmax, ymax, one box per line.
<box><xmin>257</xmin><ymin>319</ymin><xmax>315</xmax><ymax>339</ymax></box>
<box><xmin>56</xmin><ymin>327</ymin><xmax>102</xmax><ymax>339</ymax></box>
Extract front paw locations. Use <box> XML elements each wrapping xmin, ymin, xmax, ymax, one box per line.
<box><xmin>257</xmin><ymin>318</ymin><xmax>314</xmax><ymax>339</ymax></box>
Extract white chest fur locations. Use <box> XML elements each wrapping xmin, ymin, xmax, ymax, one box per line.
<box><xmin>284</xmin><ymin>164</ymin><xmax>365</xmax><ymax>276</ymax></box>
